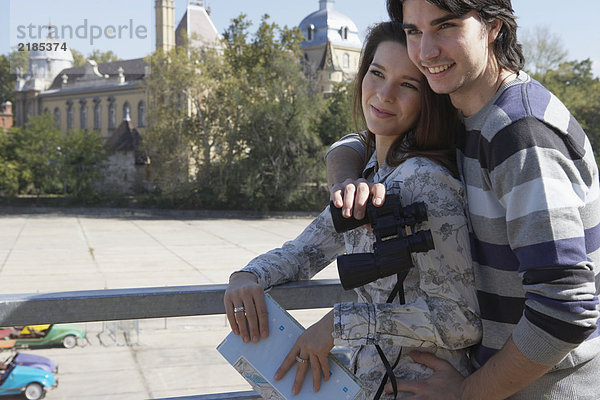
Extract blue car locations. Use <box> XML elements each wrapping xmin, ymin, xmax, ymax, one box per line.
<box><xmin>0</xmin><ymin>361</ymin><xmax>56</xmax><ymax>400</ymax></box>
<box><xmin>11</xmin><ymin>353</ymin><xmax>57</xmax><ymax>374</ymax></box>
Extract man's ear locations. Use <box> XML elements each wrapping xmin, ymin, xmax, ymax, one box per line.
<box><xmin>488</xmin><ymin>18</ymin><xmax>502</xmax><ymax>43</ymax></box>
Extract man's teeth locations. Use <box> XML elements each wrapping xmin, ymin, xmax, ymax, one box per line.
<box><xmin>428</xmin><ymin>65</ymin><xmax>451</xmax><ymax>74</ymax></box>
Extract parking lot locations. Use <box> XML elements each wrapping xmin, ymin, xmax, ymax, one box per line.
<box><xmin>0</xmin><ymin>207</ymin><xmax>336</xmax><ymax>399</ymax></box>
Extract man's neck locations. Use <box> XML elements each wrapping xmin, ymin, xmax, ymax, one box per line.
<box><xmin>451</xmin><ymin>69</ymin><xmax>516</xmax><ymax>117</ymax></box>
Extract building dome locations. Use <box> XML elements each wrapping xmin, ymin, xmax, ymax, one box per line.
<box><xmin>26</xmin><ymin>37</ymin><xmax>74</xmax><ymax>86</ymax></box>
<box><xmin>299</xmin><ymin>0</ymin><xmax>361</xmax><ymax>49</ymax></box>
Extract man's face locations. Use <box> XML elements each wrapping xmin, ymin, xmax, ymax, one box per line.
<box><xmin>402</xmin><ymin>0</ymin><xmax>497</xmax><ymax>109</ymax></box>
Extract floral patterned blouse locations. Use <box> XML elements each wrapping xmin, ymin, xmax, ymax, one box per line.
<box><xmin>240</xmin><ymin>154</ymin><xmax>481</xmax><ymax>399</ymax></box>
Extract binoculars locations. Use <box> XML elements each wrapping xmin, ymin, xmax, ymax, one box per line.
<box><xmin>330</xmin><ymin>194</ymin><xmax>434</xmax><ymax>290</ymax></box>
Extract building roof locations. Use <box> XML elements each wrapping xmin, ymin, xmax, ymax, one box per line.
<box><xmin>175</xmin><ymin>2</ymin><xmax>221</xmax><ymax>48</ymax></box>
<box><xmin>28</xmin><ymin>37</ymin><xmax>74</xmax><ymax>64</ymax></box>
<box><xmin>298</xmin><ymin>0</ymin><xmax>361</xmax><ymax>49</ymax></box>
<box><xmin>48</xmin><ymin>58</ymin><xmax>148</xmax><ymax>90</ymax></box>
<box><xmin>105</xmin><ymin>119</ymin><xmax>149</xmax><ymax>165</ymax></box>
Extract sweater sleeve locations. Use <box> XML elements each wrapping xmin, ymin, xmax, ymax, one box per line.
<box><xmin>333</xmin><ymin>159</ymin><xmax>482</xmax><ymax>350</ymax></box>
<box><xmin>325</xmin><ymin>133</ymin><xmax>368</xmax><ymax>161</ymax></box>
<box><xmin>240</xmin><ymin>207</ymin><xmax>346</xmax><ymax>289</ymax></box>
<box><xmin>489</xmin><ymin>118</ymin><xmax>599</xmax><ymax>366</ymax></box>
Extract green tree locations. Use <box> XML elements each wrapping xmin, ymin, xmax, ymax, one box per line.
<box><xmin>0</xmin><ymin>55</ymin><xmax>13</xmax><ymax>103</ymax></box>
<box><xmin>316</xmin><ymin>81</ymin><xmax>356</xmax><ymax>147</ymax></box>
<box><xmin>145</xmin><ymin>14</ymin><xmax>327</xmax><ymax>210</ymax></box>
<box><xmin>534</xmin><ymin>59</ymin><xmax>600</xmax><ymax>164</ymax></box>
<box><xmin>521</xmin><ymin>26</ymin><xmax>568</xmax><ymax>75</ymax></box>
<box><xmin>13</xmin><ymin>113</ymin><xmax>62</xmax><ymax>194</ymax></box>
<box><xmin>59</xmin><ymin>129</ymin><xmax>107</xmax><ymax>201</ymax></box>
<box><xmin>87</xmin><ymin>50</ymin><xmax>121</xmax><ymax>64</ymax></box>
<box><xmin>226</xmin><ymin>15</ymin><xmax>326</xmax><ymax>209</ymax></box>
<box><xmin>144</xmin><ymin>46</ymin><xmax>200</xmax><ymax>195</ymax></box>
<box><xmin>8</xmin><ymin>49</ymin><xmax>29</xmax><ymax>74</ymax></box>
<box><xmin>71</xmin><ymin>49</ymin><xmax>86</xmax><ymax>66</ymax></box>
<box><xmin>0</xmin><ymin>128</ymin><xmax>20</xmax><ymax>197</ymax></box>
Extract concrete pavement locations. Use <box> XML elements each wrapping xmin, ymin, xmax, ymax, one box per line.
<box><xmin>0</xmin><ymin>207</ymin><xmax>337</xmax><ymax>399</ymax></box>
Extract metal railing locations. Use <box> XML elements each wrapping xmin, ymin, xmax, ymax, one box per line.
<box><xmin>0</xmin><ymin>279</ymin><xmax>354</xmax><ymax>400</ymax></box>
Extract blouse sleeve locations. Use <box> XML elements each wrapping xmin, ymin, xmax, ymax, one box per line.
<box><xmin>333</xmin><ymin>158</ymin><xmax>482</xmax><ymax>350</ymax></box>
<box><xmin>240</xmin><ymin>207</ymin><xmax>346</xmax><ymax>289</ymax></box>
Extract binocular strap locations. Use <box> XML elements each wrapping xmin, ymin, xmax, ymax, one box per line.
<box><xmin>372</xmin><ymin>269</ymin><xmax>410</xmax><ymax>400</ymax></box>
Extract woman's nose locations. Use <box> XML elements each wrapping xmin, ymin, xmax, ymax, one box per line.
<box><xmin>377</xmin><ymin>82</ymin><xmax>396</xmax><ymax>103</ymax></box>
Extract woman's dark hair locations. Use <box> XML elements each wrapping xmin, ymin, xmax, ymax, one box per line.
<box><xmin>387</xmin><ymin>0</ymin><xmax>524</xmax><ymax>72</ymax></box>
<box><xmin>353</xmin><ymin>21</ymin><xmax>460</xmax><ymax>177</ymax></box>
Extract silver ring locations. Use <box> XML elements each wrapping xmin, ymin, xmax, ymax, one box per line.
<box><xmin>295</xmin><ymin>355</ymin><xmax>307</xmax><ymax>364</ymax></box>
<box><xmin>233</xmin><ymin>306</ymin><xmax>245</xmax><ymax>313</ymax></box>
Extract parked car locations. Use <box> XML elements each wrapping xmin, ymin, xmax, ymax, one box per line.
<box><xmin>3</xmin><ymin>324</ymin><xmax>86</xmax><ymax>349</ymax></box>
<box><xmin>5</xmin><ymin>353</ymin><xmax>57</xmax><ymax>374</ymax></box>
<box><xmin>0</xmin><ymin>361</ymin><xmax>56</xmax><ymax>400</ymax></box>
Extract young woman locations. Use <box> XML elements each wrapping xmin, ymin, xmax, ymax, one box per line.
<box><xmin>224</xmin><ymin>22</ymin><xmax>480</xmax><ymax>399</ymax></box>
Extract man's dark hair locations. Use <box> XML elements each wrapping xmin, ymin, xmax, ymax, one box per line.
<box><xmin>387</xmin><ymin>0</ymin><xmax>524</xmax><ymax>72</ymax></box>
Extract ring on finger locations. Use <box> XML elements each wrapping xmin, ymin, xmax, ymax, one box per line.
<box><xmin>233</xmin><ymin>306</ymin><xmax>245</xmax><ymax>313</ymax></box>
<box><xmin>295</xmin><ymin>355</ymin><xmax>308</xmax><ymax>364</ymax></box>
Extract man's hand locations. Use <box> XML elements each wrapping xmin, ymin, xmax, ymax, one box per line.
<box><xmin>330</xmin><ymin>178</ymin><xmax>386</xmax><ymax>220</ymax></box>
<box><xmin>385</xmin><ymin>351</ymin><xmax>465</xmax><ymax>399</ymax></box>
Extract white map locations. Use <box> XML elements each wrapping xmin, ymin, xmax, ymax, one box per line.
<box><xmin>217</xmin><ymin>294</ymin><xmax>364</xmax><ymax>400</ymax></box>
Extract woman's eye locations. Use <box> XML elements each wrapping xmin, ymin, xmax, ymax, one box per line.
<box><xmin>402</xmin><ymin>82</ymin><xmax>418</xmax><ymax>90</ymax></box>
<box><xmin>369</xmin><ymin>70</ymin><xmax>384</xmax><ymax>78</ymax></box>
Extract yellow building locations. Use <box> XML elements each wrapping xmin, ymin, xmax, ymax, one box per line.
<box><xmin>12</xmin><ymin>0</ymin><xmax>360</xmax><ymax>192</ymax></box>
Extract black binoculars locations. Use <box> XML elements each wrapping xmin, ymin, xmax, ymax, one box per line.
<box><xmin>330</xmin><ymin>194</ymin><xmax>434</xmax><ymax>290</ymax></box>
<box><xmin>329</xmin><ymin>195</ymin><xmax>428</xmax><ymax>234</ymax></box>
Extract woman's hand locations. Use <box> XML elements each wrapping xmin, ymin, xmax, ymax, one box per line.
<box><xmin>274</xmin><ymin>310</ymin><xmax>335</xmax><ymax>395</ymax></box>
<box><xmin>223</xmin><ymin>271</ymin><xmax>269</xmax><ymax>343</ymax></box>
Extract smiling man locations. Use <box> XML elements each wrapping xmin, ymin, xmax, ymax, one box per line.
<box><xmin>326</xmin><ymin>0</ymin><xmax>600</xmax><ymax>399</ymax></box>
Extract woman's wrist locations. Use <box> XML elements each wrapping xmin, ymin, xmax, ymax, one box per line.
<box><xmin>228</xmin><ymin>270</ymin><xmax>258</xmax><ymax>284</ymax></box>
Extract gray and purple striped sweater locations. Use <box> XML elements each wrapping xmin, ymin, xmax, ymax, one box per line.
<box><xmin>458</xmin><ymin>71</ymin><xmax>600</xmax><ymax>369</ymax></box>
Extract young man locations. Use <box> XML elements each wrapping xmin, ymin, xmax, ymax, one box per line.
<box><xmin>326</xmin><ymin>0</ymin><xmax>600</xmax><ymax>398</ymax></box>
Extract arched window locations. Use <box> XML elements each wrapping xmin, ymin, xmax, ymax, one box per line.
<box><xmin>343</xmin><ymin>53</ymin><xmax>350</xmax><ymax>69</ymax></box>
<box><xmin>53</xmin><ymin>107</ymin><xmax>61</xmax><ymax>128</ymax></box>
<box><xmin>66</xmin><ymin>102</ymin><xmax>73</xmax><ymax>130</ymax></box>
<box><xmin>80</xmin><ymin>100</ymin><xmax>87</xmax><ymax>130</ymax></box>
<box><xmin>341</xmin><ymin>26</ymin><xmax>349</xmax><ymax>40</ymax></box>
<box><xmin>123</xmin><ymin>102</ymin><xmax>131</xmax><ymax>121</ymax></box>
<box><xmin>108</xmin><ymin>100</ymin><xmax>116</xmax><ymax>130</ymax></box>
<box><xmin>93</xmin><ymin>100</ymin><xmax>101</xmax><ymax>130</ymax></box>
<box><xmin>307</xmin><ymin>24</ymin><xmax>315</xmax><ymax>41</ymax></box>
<box><xmin>137</xmin><ymin>101</ymin><xmax>146</xmax><ymax>127</ymax></box>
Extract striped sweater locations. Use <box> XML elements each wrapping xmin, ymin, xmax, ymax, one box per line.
<box><xmin>457</xmin><ymin>71</ymin><xmax>600</xmax><ymax>369</ymax></box>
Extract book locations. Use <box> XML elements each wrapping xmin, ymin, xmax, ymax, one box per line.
<box><xmin>217</xmin><ymin>293</ymin><xmax>364</xmax><ymax>400</ymax></box>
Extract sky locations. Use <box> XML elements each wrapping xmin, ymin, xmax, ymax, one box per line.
<box><xmin>1</xmin><ymin>0</ymin><xmax>599</xmax><ymax>76</ymax></box>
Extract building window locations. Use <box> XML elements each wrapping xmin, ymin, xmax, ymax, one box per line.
<box><xmin>341</xmin><ymin>27</ymin><xmax>349</xmax><ymax>40</ymax></box>
<box><xmin>138</xmin><ymin>101</ymin><xmax>146</xmax><ymax>127</ymax></box>
<box><xmin>307</xmin><ymin>24</ymin><xmax>315</xmax><ymax>41</ymax></box>
<box><xmin>53</xmin><ymin>107</ymin><xmax>61</xmax><ymax>128</ymax></box>
<box><xmin>343</xmin><ymin>53</ymin><xmax>350</xmax><ymax>69</ymax></box>
<box><xmin>108</xmin><ymin>100</ymin><xmax>116</xmax><ymax>130</ymax></box>
<box><xmin>123</xmin><ymin>102</ymin><xmax>131</xmax><ymax>121</ymax></box>
<box><xmin>93</xmin><ymin>100</ymin><xmax>101</xmax><ymax>130</ymax></box>
<box><xmin>80</xmin><ymin>100</ymin><xmax>87</xmax><ymax>130</ymax></box>
<box><xmin>66</xmin><ymin>102</ymin><xmax>73</xmax><ymax>130</ymax></box>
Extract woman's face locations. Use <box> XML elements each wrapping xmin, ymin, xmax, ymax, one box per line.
<box><xmin>361</xmin><ymin>41</ymin><xmax>422</xmax><ymax>140</ymax></box>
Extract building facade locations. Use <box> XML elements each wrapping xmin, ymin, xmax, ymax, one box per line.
<box><xmin>299</xmin><ymin>0</ymin><xmax>362</xmax><ymax>93</ymax></box>
<box><xmin>0</xmin><ymin>101</ymin><xmax>12</xmax><ymax>131</ymax></box>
